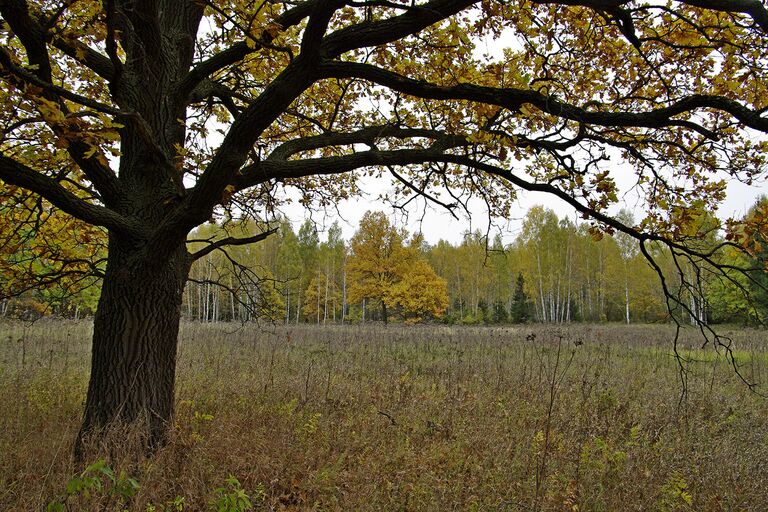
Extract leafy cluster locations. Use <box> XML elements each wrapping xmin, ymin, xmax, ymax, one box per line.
<box><xmin>346</xmin><ymin>211</ymin><xmax>448</xmax><ymax>323</ymax></box>
<box><xmin>1</xmin><ymin>0</ymin><xmax>767</xmax><ymax>285</ymax></box>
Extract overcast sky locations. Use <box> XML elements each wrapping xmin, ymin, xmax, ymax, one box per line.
<box><xmin>278</xmin><ymin>171</ymin><xmax>768</xmax><ymax>245</ymax></box>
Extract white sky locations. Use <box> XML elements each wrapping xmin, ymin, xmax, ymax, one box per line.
<box><xmin>279</xmin><ymin>172</ymin><xmax>768</xmax><ymax>245</ymax></box>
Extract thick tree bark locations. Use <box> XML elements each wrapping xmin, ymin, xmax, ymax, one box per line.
<box><xmin>76</xmin><ymin>236</ymin><xmax>191</xmax><ymax>456</ymax></box>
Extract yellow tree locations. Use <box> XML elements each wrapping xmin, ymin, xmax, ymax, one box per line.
<box><xmin>346</xmin><ymin>211</ymin><xmax>413</xmax><ymax>323</ymax></box>
<box><xmin>1</xmin><ymin>186</ymin><xmax>105</xmax><ymax>316</ymax></box>
<box><xmin>388</xmin><ymin>259</ymin><xmax>449</xmax><ymax>323</ymax></box>
<box><xmin>1</xmin><ymin>0</ymin><xmax>767</xmax><ymax>450</ymax></box>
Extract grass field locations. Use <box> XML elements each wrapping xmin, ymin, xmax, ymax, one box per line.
<box><xmin>1</xmin><ymin>320</ymin><xmax>767</xmax><ymax>511</ymax></box>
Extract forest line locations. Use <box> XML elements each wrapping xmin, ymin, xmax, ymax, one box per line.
<box><xmin>2</xmin><ymin>203</ymin><xmax>765</xmax><ymax>326</ymax></box>
<box><xmin>181</xmin><ymin>203</ymin><xmax>767</xmax><ymax>326</ymax></box>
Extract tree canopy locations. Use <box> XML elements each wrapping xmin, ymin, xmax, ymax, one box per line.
<box><xmin>1</xmin><ymin>0</ymin><xmax>767</xmax><ymax>449</ymax></box>
<box><xmin>346</xmin><ymin>211</ymin><xmax>448</xmax><ymax>322</ymax></box>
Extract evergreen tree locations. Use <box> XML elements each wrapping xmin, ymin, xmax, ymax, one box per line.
<box><xmin>477</xmin><ymin>298</ymin><xmax>489</xmax><ymax>323</ymax></box>
<box><xmin>492</xmin><ymin>300</ymin><xmax>509</xmax><ymax>324</ymax></box>
<box><xmin>510</xmin><ymin>272</ymin><xmax>532</xmax><ymax>323</ymax></box>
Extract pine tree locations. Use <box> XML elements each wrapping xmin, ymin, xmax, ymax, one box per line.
<box><xmin>510</xmin><ymin>273</ymin><xmax>532</xmax><ymax>323</ymax></box>
<box><xmin>492</xmin><ymin>300</ymin><xmax>509</xmax><ymax>324</ymax></box>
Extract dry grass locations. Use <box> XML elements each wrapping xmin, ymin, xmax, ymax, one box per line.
<box><xmin>1</xmin><ymin>320</ymin><xmax>767</xmax><ymax>511</ymax></box>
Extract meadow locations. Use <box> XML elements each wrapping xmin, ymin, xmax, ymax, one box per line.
<box><xmin>1</xmin><ymin>320</ymin><xmax>767</xmax><ymax>511</ymax></box>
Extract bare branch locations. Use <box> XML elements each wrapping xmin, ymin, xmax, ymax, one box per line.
<box><xmin>388</xmin><ymin>165</ymin><xmax>459</xmax><ymax>218</ymax></box>
<box><xmin>189</xmin><ymin>227</ymin><xmax>279</xmax><ymax>261</ymax></box>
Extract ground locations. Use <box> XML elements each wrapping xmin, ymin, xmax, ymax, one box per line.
<box><xmin>1</xmin><ymin>320</ymin><xmax>767</xmax><ymax>510</ymax></box>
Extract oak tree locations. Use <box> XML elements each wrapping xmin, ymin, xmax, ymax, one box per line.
<box><xmin>388</xmin><ymin>259</ymin><xmax>449</xmax><ymax>322</ymax></box>
<box><xmin>1</xmin><ymin>0</ymin><xmax>767</xmax><ymax>450</ymax></box>
<box><xmin>346</xmin><ymin>210</ymin><xmax>412</xmax><ymax>322</ymax></box>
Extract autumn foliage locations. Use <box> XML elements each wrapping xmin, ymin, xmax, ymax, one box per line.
<box><xmin>347</xmin><ymin>211</ymin><xmax>447</xmax><ymax>323</ymax></box>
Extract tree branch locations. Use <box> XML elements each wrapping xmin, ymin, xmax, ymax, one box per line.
<box><xmin>234</xmin><ymin>146</ymin><xmax>464</xmax><ymax>189</ymax></box>
<box><xmin>534</xmin><ymin>0</ymin><xmax>768</xmax><ymax>33</ymax></box>
<box><xmin>683</xmin><ymin>0</ymin><xmax>768</xmax><ymax>32</ymax></box>
<box><xmin>0</xmin><ymin>3</ymin><xmax>126</xmax><ymax>207</ymax></box>
<box><xmin>0</xmin><ymin>45</ymin><xmax>130</xmax><ymax>206</ymax></box>
<box><xmin>103</xmin><ymin>0</ymin><xmax>124</xmax><ymax>80</ymax></box>
<box><xmin>388</xmin><ymin>165</ymin><xmax>459</xmax><ymax>218</ymax></box>
<box><xmin>300</xmin><ymin>0</ymin><xmax>345</xmax><ymax>58</ymax></box>
<box><xmin>237</xmin><ymin>142</ymin><xmax>752</xmax><ymax>276</ymax></box>
<box><xmin>317</xmin><ymin>60</ymin><xmax>768</xmax><ymax>135</ymax></box>
<box><xmin>51</xmin><ymin>36</ymin><xmax>115</xmax><ymax>80</ymax></box>
<box><xmin>266</xmin><ymin>125</ymin><xmax>461</xmax><ymax>160</ymax></box>
<box><xmin>189</xmin><ymin>227</ymin><xmax>279</xmax><ymax>261</ymax></box>
<box><xmin>0</xmin><ymin>153</ymin><xmax>142</xmax><ymax>238</ymax></box>
<box><xmin>153</xmin><ymin>59</ymin><xmax>320</xmax><ymax>253</ymax></box>
<box><xmin>0</xmin><ymin>0</ymin><xmax>53</xmax><ymax>81</ymax></box>
<box><xmin>0</xmin><ymin>46</ymin><xmax>124</xmax><ymax>117</ymax></box>
<box><xmin>321</xmin><ymin>0</ymin><xmax>478</xmax><ymax>58</ymax></box>
<box><xmin>176</xmin><ymin>0</ymin><xmax>322</xmax><ymax>100</ymax></box>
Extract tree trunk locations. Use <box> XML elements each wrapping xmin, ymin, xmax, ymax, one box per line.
<box><xmin>625</xmin><ymin>267</ymin><xmax>630</xmax><ymax>324</ymax></box>
<box><xmin>341</xmin><ymin>261</ymin><xmax>347</xmax><ymax>325</ymax></box>
<box><xmin>323</xmin><ymin>268</ymin><xmax>329</xmax><ymax>324</ymax></box>
<box><xmin>296</xmin><ymin>286</ymin><xmax>301</xmax><ymax>324</ymax></box>
<box><xmin>537</xmin><ymin>251</ymin><xmax>546</xmax><ymax>323</ymax></box>
<box><xmin>285</xmin><ymin>286</ymin><xmax>290</xmax><ymax>325</ymax></box>
<box><xmin>77</xmin><ymin>238</ymin><xmax>191</xmax><ymax>456</ymax></box>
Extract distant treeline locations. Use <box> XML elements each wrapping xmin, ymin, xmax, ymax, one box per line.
<box><xmin>2</xmin><ymin>203</ymin><xmax>766</xmax><ymax>326</ymax></box>
<box><xmin>182</xmin><ymin>204</ymin><xmax>767</xmax><ymax>326</ymax></box>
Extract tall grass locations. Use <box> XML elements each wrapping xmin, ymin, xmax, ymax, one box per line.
<box><xmin>1</xmin><ymin>320</ymin><xmax>766</xmax><ymax>510</ymax></box>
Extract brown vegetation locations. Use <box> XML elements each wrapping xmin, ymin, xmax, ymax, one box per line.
<box><xmin>1</xmin><ymin>320</ymin><xmax>767</xmax><ymax>510</ymax></box>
